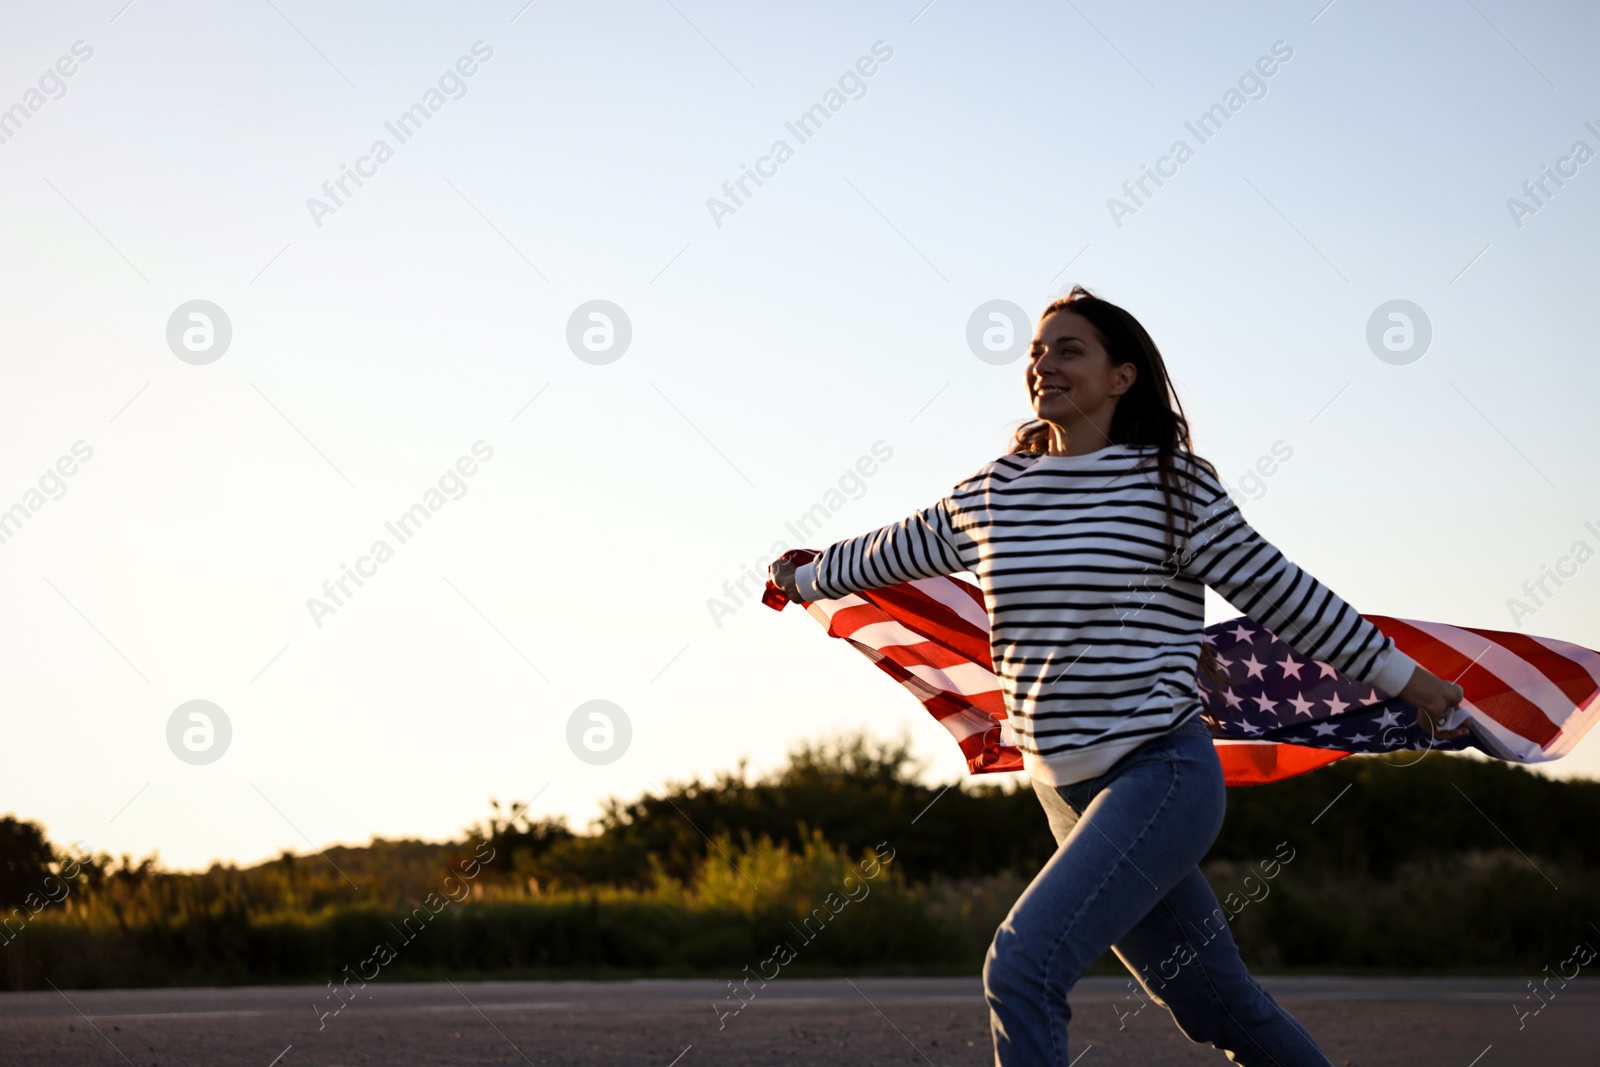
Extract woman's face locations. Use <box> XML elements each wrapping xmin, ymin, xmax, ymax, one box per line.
<box><xmin>1026</xmin><ymin>310</ymin><xmax>1135</xmax><ymax>427</ymax></box>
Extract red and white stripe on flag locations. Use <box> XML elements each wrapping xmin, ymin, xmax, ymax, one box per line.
<box><xmin>1368</xmin><ymin>615</ymin><xmax>1600</xmax><ymax>764</ymax></box>
<box><xmin>768</xmin><ymin>566</ymin><xmax>1600</xmax><ymax>786</ymax></box>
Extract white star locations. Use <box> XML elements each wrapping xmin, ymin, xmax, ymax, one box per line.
<box><xmin>1228</xmin><ymin>622</ymin><xmax>1255</xmax><ymax>644</ymax></box>
<box><xmin>1322</xmin><ymin>693</ymin><xmax>1351</xmax><ymax>717</ymax></box>
<box><xmin>1221</xmin><ymin>687</ymin><xmax>1243</xmax><ymax>710</ymax></box>
<box><xmin>1241</xmin><ymin>655</ymin><xmax>1267</xmax><ymax>680</ymax></box>
<box><xmin>1315</xmin><ymin>660</ymin><xmax>1339</xmax><ymax>679</ymax></box>
<box><xmin>1287</xmin><ymin>695</ymin><xmax>1317</xmax><ymax>718</ymax></box>
<box><xmin>1254</xmin><ymin>694</ymin><xmax>1279</xmax><ymax>716</ymax></box>
<box><xmin>1236</xmin><ymin>719</ymin><xmax>1263</xmax><ymax>735</ymax></box>
<box><xmin>1348</xmin><ymin>732</ymin><xmax>1373</xmax><ymax>744</ymax></box>
<box><xmin>1374</xmin><ymin>709</ymin><xmax>1402</xmax><ymax>731</ymax></box>
<box><xmin>1277</xmin><ymin>654</ymin><xmax>1304</xmax><ymax>680</ymax></box>
<box><xmin>1311</xmin><ymin>722</ymin><xmax>1341</xmax><ymax>736</ymax></box>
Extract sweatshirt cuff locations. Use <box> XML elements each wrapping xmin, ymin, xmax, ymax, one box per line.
<box><xmin>793</xmin><ymin>560</ymin><xmax>827</xmax><ymax>603</ymax></box>
<box><xmin>1369</xmin><ymin>643</ymin><xmax>1419</xmax><ymax>699</ymax></box>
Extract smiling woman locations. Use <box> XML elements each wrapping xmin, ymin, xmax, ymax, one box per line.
<box><xmin>1023</xmin><ymin>313</ymin><xmax>1138</xmax><ymax>449</ymax></box>
<box><xmin>772</xmin><ymin>284</ymin><xmax>1469</xmax><ymax>1066</ymax></box>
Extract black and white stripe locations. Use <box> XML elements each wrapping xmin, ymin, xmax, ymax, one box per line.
<box><xmin>794</xmin><ymin>443</ymin><xmax>1417</xmax><ymax>783</ymax></box>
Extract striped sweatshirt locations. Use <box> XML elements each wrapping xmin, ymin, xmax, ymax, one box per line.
<box><xmin>792</xmin><ymin>442</ymin><xmax>1419</xmax><ymax>787</ymax></box>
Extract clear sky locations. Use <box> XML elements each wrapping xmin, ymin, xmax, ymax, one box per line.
<box><xmin>2</xmin><ymin>0</ymin><xmax>1596</xmax><ymax>871</ymax></box>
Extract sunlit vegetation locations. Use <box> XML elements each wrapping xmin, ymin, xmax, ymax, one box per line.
<box><xmin>3</xmin><ymin>732</ymin><xmax>1595</xmax><ymax>989</ymax></box>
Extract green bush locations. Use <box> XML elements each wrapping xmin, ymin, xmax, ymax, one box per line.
<box><xmin>5</xmin><ymin>732</ymin><xmax>1598</xmax><ymax>989</ymax></box>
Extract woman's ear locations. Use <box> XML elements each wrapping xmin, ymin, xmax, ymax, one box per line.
<box><xmin>1113</xmin><ymin>361</ymin><xmax>1138</xmax><ymax>396</ymax></box>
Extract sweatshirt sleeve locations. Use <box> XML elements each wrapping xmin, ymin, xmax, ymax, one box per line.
<box><xmin>1176</xmin><ymin>460</ymin><xmax>1418</xmax><ymax>698</ymax></box>
<box><xmin>793</xmin><ymin>494</ymin><xmax>973</xmax><ymax>603</ymax></box>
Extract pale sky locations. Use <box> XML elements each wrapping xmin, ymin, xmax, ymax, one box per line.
<box><xmin>2</xmin><ymin>0</ymin><xmax>1596</xmax><ymax>871</ymax></box>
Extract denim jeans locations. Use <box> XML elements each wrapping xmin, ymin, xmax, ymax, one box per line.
<box><xmin>983</xmin><ymin>714</ymin><xmax>1331</xmax><ymax>1066</ymax></box>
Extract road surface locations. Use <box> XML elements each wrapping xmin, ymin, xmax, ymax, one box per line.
<box><xmin>1</xmin><ymin>974</ymin><xmax>1591</xmax><ymax>1065</ymax></box>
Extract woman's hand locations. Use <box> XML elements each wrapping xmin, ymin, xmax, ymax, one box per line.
<box><xmin>768</xmin><ymin>556</ymin><xmax>803</xmax><ymax>604</ymax></box>
<box><xmin>1397</xmin><ymin>665</ymin><xmax>1470</xmax><ymax>740</ymax></box>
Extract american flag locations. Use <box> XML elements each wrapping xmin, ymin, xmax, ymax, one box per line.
<box><xmin>763</xmin><ymin>552</ymin><xmax>1600</xmax><ymax>786</ymax></box>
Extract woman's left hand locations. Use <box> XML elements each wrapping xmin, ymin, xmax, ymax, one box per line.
<box><xmin>1397</xmin><ymin>665</ymin><xmax>1471</xmax><ymax>740</ymax></box>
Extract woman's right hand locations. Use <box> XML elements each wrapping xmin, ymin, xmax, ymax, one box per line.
<box><xmin>768</xmin><ymin>556</ymin><xmax>803</xmax><ymax>604</ymax></box>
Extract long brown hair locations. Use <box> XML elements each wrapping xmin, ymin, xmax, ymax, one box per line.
<box><xmin>1007</xmin><ymin>284</ymin><xmax>1231</xmax><ymax>703</ymax></box>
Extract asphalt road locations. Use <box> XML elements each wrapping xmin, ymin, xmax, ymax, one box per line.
<box><xmin>1</xmin><ymin>975</ymin><xmax>1592</xmax><ymax>1065</ymax></box>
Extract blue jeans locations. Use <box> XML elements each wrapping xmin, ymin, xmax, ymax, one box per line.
<box><xmin>983</xmin><ymin>715</ymin><xmax>1331</xmax><ymax>1066</ymax></box>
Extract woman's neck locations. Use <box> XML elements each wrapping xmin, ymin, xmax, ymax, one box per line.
<box><xmin>1046</xmin><ymin>424</ymin><xmax>1114</xmax><ymax>457</ymax></box>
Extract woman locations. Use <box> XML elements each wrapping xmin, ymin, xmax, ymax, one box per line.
<box><xmin>767</xmin><ymin>285</ymin><xmax>1467</xmax><ymax>1065</ymax></box>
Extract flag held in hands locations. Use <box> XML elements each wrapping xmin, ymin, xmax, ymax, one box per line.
<box><xmin>762</xmin><ymin>551</ymin><xmax>1600</xmax><ymax>786</ymax></box>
